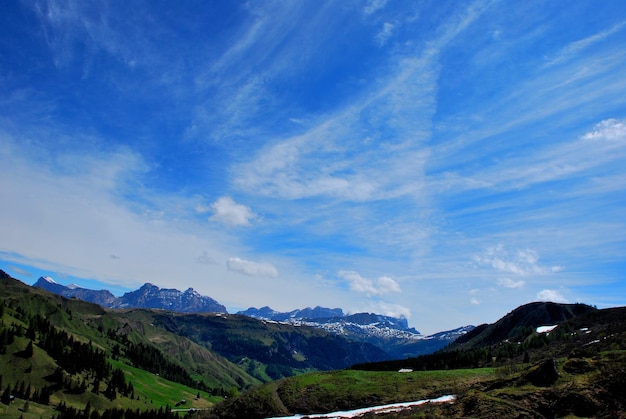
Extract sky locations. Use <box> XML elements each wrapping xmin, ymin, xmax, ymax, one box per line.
<box><xmin>1</xmin><ymin>0</ymin><xmax>625</xmax><ymax>334</ymax></box>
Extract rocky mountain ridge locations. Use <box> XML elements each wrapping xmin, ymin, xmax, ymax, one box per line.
<box><xmin>33</xmin><ymin>276</ymin><xmax>227</xmax><ymax>313</ymax></box>
<box><xmin>239</xmin><ymin>306</ymin><xmax>474</xmax><ymax>359</ymax></box>
<box><xmin>239</xmin><ymin>306</ymin><xmax>415</xmax><ymax>332</ymax></box>
<box><xmin>33</xmin><ymin>275</ymin><xmax>472</xmax><ymax>358</ymax></box>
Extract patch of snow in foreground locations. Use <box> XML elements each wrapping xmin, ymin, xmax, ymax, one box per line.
<box><xmin>264</xmin><ymin>395</ymin><xmax>456</xmax><ymax>419</ymax></box>
<box><xmin>536</xmin><ymin>325</ymin><xmax>558</xmax><ymax>334</ymax></box>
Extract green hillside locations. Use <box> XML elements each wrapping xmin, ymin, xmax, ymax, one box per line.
<box><xmin>0</xmin><ymin>270</ymin><xmax>390</xmax><ymax>418</ymax></box>
<box><xmin>1</xmin><ymin>272</ymin><xmax>236</xmax><ymax>418</ymax></box>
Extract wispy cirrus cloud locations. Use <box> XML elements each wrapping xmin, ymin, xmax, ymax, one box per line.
<box><xmin>375</xmin><ymin>22</ymin><xmax>395</xmax><ymax>46</ymax></box>
<box><xmin>364</xmin><ymin>0</ymin><xmax>389</xmax><ymax>16</ymax></box>
<box><xmin>3</xmin><ymin>1</ymin><xmax>625</xmax><ymax>335</ymax></box>
<box><xmin>497</xmin><ymin>278</ymin><xmax>526</xmax><ymax>289</ymax></box>
<box><xmin>545</xmin><ymin>20</ymin><xmax>626</xmax><ymax>67</ymax></box>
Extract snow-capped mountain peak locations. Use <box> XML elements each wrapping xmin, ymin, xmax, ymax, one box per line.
<box><xmin>43</xmin><ymin>276</ymin><xmax>58</xmax><ymax>284</ymax></box>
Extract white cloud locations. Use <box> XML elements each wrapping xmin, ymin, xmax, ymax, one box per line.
<box><xmin>339</xmin><ymin>270</ymin><xmax>401</xmax><ymax>297</ymax></box>
<box><xmin>582</xmin><ymin>118</ymin><xmax>626</xmax><ymax>142</ymax></box>
<box><xmin>210</xmin><ymin>196</ymin><xmax>257</xmax><ymax>226</ymax></box>
<box><xmin>536</xmin><ymin>289</ymin><xmax>568</xmax><ymax>303</ymax></box>
<box><xmin>475</xmin><ymin>245</ymin><xmax>562</xmax><ymax>277</ymax></box>
<box><xmin>227</xmin><ymin>257</ymin><xmax>278</xmax><ymax>277</ymax></box>
<box><xmin>470</xmin><ymin>297</ymin><xmax>481</xmax><ymax>305</ymax></box>
<box><xmin>377</xmin><ymin>276</ymin><xmax>402</xmax><ymax>294</ymax></box>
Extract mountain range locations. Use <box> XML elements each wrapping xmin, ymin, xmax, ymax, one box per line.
<box><xmin>3</xmin><ymin>269</ymin><xmax>625</xmax><ymax>418</ymax></box>
<box><xmin>34</xmin><ymin>275</ymin><xmax>227</xmax><ymax>313</ymax></box>
<box><xmin>34</xmin><ymin>275</ymin><xmax>473</xmax><ymax>358</ymax></box>
<box><xmin>238</xmin><ymin>306</ymin><xmax>474</xmax><ymax>359</ymax></box>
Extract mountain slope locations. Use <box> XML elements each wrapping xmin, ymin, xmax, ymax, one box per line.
<box><xmin>1</xmin><ymin>271</ymin><xmax>249</xmax><ymax>418</ymax></box>
<box><xmin>152</xmin><ymin>312</ymin><xmax>390</xmax><ymax>378</ymax></box>
<box><xmin>9</xmin><ymin>271</ymin><xmax>390</xmax><ymax>384</ymax></box>
<box><xmin>451</xmin><ymin>301</ymin><xmax>596</xmax><ymax>349</ymax></box>
<box><xmin>5</xmin><ymin>273</ymin><xmax>257</xmax><ymax>389</ymax></box>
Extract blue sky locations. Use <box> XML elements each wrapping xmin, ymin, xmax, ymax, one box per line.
<box><xmin>1</xmin><ymin>0</ymin><xmax>625</xmax><ymax>333</ymax></box>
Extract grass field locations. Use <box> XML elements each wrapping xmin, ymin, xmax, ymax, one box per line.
<box><xmin>208</xmin><ymin>366</ymin><xmax>498</xmax><ymax>418</ymax></box>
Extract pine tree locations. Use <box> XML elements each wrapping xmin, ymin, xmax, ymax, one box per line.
<box><xmin>1</xmin><ymin>385</ymin><xmax>11</xmax><ymax>405</ymax></box>
<box><xmin>38</xmin><ymin>386</ymin><xmax>50</xmax><ymax>405</ymax></box>
<box><xmin>25</xmin><ymin>324</ymin><xmax>36</xmax><ymax>340</ymax></box>
<box><xmin>18</xmin><ymin>381</ymin><xmax>26</xmax><ymax>399</ymax></box>
<box><xmin>21</xmin><ymin>340</ymin><xmax>34</xmax><ymax>358</ymax></box>
<box><xmin>92</xmin><ymin>378</ymin><xmax>100</xmax><ymax>394</ymax></box>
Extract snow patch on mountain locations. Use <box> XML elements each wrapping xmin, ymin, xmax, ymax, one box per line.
<box><xmin>43</xmin><ymin>276</ymin><xmax>58</xmax><ymax>284</ymax></box>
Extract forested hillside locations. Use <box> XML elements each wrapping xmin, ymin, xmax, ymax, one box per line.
<box><xmin>0</xmin><ymin>270</ymin><xmax>389</xmax><ymax>418</ymax></box>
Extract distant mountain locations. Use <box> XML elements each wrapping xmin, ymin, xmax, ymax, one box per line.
<box><xmin>239</xmin><ymin>306</ymin><xmax>344</xmax><ymax>321</ymax></box>
<box><xmin>238</xmin><ymin>306</ymin><xmax>474</xmax><ymax>359</ymax></box>
<box><xmin>117</xmin><ymin>282</ymin><xmax>227</xmax><ymax>313</ymax></box>
<box><xmin>34</xmin><ymin>276</ymin><xmax>119</xmax><ymax>306</ymax></box>
<box><xmin>33</xmin><ymin>276</ymin><xmax>470</xmax><ymax>358</ymax></box>
<box><xmin>239</xmin><ymin>306</ymin><xmax>414</xmax><ymax>331</ymax></box>
<box><xmin>34</xmin><ymin>276</ymin><xmax>227</xmax><ymax>313</ymax></box>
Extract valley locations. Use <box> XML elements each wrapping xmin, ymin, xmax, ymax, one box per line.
<box><xmin>2</xmin><ymin>270</ymin><xmax>625</xmax><ymax>418</ymax></box>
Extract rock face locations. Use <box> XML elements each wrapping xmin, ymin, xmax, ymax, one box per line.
<box><xmin>116</xmin><ymin>283</ymin><xmax>227</xmax><ymax>313</ymax></box>
<box><xmin>33</xmin><ymin>277</ymin><xmax>227</xmax><ymax>313</ymax></box>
